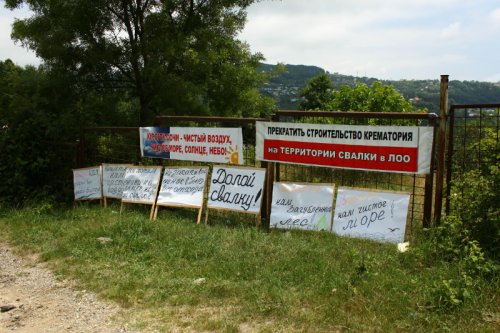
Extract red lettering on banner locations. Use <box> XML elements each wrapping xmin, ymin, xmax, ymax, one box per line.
<box><xmin>263</xmin><ymin>139</ymin><xmax>418</xmax><ymax>172</ymax></box>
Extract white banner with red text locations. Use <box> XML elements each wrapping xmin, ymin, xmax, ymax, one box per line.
<box><xmin>255</xmin><ymin>121</ymin><xmax>433</xmax><ymax>174</ymax></box>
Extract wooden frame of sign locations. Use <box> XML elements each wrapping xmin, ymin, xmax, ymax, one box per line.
<box><xmin>205</xmin><ymin>165</ymin><xmax>267</xmax><ymax>226</ymax></box>
<box><xmin>120</xmin><ymin>166</ymin><xmax>163</xmax><ymax>220</ymax></box>
<box><xmin>72</xmin><ymin>166</ymin><xmax>103</xmax><ymax>206</ymax></box>
<box><xmin>102</xmin><ymin>163</ymin><xmax>132</xmax><ymax>208</ymax></box>
<box><xmin>153</xmin><ymin>166</ymin><xmax>209</xmax><ymax>224</ymax></box>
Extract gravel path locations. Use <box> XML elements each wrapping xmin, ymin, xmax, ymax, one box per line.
<box><xmin>0</xmin><ymin>243</ymin><xmax>138</xmax><ymax>333</ymax></box>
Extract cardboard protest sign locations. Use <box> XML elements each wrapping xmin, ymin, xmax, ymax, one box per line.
<box><xmin>156</xmin><ymin>167</ymin><xmax>208</xmax><ymax>208</ymax></box>
<box><xmin>140</xmin><ymin>127</ymin><xmax>243</xmax><ymax>164</ymax></box>
<box><xmin>155</xmin><ymin>166</ymin><xmax>209</xmax><ymax>223</ymax></box>
<box><xmin>256</xmin><ymin>121</ymin><xmax>434</xmax><ymax>174</ymax></box>
<box><xmin>102</xmin><ymin>164</ymin><xmax>129</xmax><ymax>199</ymax></box>
<box><xmin>332</xmin><ymin>188</ymin><xmax>410</xmax><ymax>243</ymax></box>
<box><xmin>121</xmin><ymin>166</ymin><xmax>162</xmax><ymax>204</ymax></box>
<box><xmin>207</xmin><ymin>166</ymin><xmax>266</xmax><ymax>214</ymax></box>
<box><xmin>270</xmin><ymin>182</ymin><xmax>334</xmax><ymax>231</ymax></box>
<box><xmin>73</xmin><ymin>166</ymin><xmax>102</xmax><ymax>201</ymax></box>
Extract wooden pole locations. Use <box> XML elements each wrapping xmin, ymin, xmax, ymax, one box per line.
<box><xmin>434</xmin><ymin>75</ymin><xmax>449</xmax><ymax>224</ymax></box>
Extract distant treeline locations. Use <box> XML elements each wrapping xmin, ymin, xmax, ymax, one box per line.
<box><xmin>259</xmin><ymin>64</ymin><xmax>500</xmax><ymax>113</ymax></box>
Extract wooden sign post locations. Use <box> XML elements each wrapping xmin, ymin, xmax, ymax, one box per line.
<box><xmin>154</xmin><ymin>166</ymin><xmax>209</xmax><ymax>224</ymax></box>
<box><xmin>121</xmin><ymin>166</ymin><xmax>163</xmax><ymax>220</ymax></box>
<box><xmin>206</xmin><ymin>166</ymin><xmax>266</xmax><ymax>226</ymax></box>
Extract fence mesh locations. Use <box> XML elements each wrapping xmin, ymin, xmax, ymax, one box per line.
<box><xmin>446</xmin><ymin>104</ymin><xmax>500</xmax><ymax>216</ymax></box>
<box><xmin>273</xmin><ymin>112</ymin><xmax>435</xmax><ymax>238</ymax></box>
<box><xmin>80</xmin><ymin>113</ymin><xmax>436</xmax><ymax>237</ymax></box>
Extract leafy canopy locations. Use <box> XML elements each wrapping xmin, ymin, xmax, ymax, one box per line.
<box><xmin>5</xmin><ymin>0</ymin><xmax>273</xmax><ymax>124</ymax></box>
<box><xmin>299</xmin><ymin>72</ymin><xmax>333</xmax><ymax>110</ymax></box>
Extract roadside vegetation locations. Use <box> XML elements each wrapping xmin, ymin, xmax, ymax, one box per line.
<box><xmin>1</xmin><ymin>203</ymin><xmax>498</xmax><ymax>332</ymax></box>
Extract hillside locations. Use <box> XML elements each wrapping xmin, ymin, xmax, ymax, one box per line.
<box><xmin>259</xmin><ymin>64</ymin><xmax>500</xmax><ymax>113</ymax></box>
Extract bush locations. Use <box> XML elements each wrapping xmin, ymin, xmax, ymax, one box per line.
<box><xmin>414</xmin><ymin>216</ymin><xmax>499</xmax><ymax>309</ymax></box>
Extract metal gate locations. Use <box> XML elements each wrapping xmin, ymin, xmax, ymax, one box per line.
<box><xmin>445</xmin><ymin>104</ymin><xmax>500</xmax><ymax>215</ymax></box>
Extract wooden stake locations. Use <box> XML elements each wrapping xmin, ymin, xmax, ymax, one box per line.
<box><xmin>154</xmin><ymin>205</ymin><xmax>159</xmax><ymax>220</ymax></box>
<box><xmin>196</xmin><ymin>207</ymin><xmax>203</xmax><ymax>225</ymax></box>
<box><xmin>204</xmin><ymin>208</ymin><xmax>209</xmax><ymax>225</ymax></box>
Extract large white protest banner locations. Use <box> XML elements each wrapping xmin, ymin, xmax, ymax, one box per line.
<box><xmin>270</xmin><ymin>183</ymin><xmax>334</xmax><ymax>231</ymax></box>
<box><xmin>207</xmin><ymin>166</ymin><xmax>266</xmax><ymax>214</ymax></box>
<box><xmin>332</xmin><ymin>188</ymin><xmax>410</xmax><ymax>243</ymax></box>
<box><xmin>121</xmin><ymin>166</ymin><xmax>162</xmax><ymax>204</ymax></box>
<box><xmin>140</xmin><ymin>127</ymin><xmax>243</xmax><ymax>164</ymax></box>
<box><xmin>73</xmin><ymin>166</ymin><xmax>102</xmax><ymax>201</ymax></box>
<box><xmin>256</xmin><ymin>121</ymin><xmax>434</xmax><ymax>174</ymax></box>
<box><xmin>157</xmin><ymin>167</ymin><xmax>208</xmax><ymax>208</ymax></box>
<box><xmin>102</xmin><ymin>164</ymin><xmax>129</xmax><ymax>199</ymax></box>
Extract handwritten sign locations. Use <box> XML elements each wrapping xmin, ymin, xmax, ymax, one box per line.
<box><xmin>73</xmin><ymin>166</ymin><xmax>102</xmax><ymax>200</ymax></box>
<box><xmin>102</xmin><ymin>164</ymin><xmax>129</xmax><ymax>199</ymax></box>
<box><xmin>156</xmin><ymin>167</ymin><xmax>208</xmax><ymax>208</ymax></box>
<box><xmin>332</xmin><ymin>188</ymin><xmax>410</xmax><ymax>243</ymax></box>
<box><xmin>121</xmin><ymin>166</ymin><xmax>162</xmax><ymax>204</ymax></box>
<box><xmin>270</xmin><ymin>183</ymin><xmax>334</xmax><ymax>231</ymax></box>
<box><xmin>140</xmin><ymin>127</ymin><xmax>244</xmax><ymax>164</ymax></box>
<box><xmin>207</xmin><ymin>166</ymin><xmax>266</xmax><ymax>214</ymax></box>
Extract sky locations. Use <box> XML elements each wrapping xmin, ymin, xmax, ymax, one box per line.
<box><xmin>1</xmin><ymin>0</ymin><xmax>500</xmax><ymax>82</ymax></box>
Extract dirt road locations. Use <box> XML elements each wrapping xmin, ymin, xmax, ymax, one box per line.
<box><xmin>0</xmin><ymin>243</ymin><xmax>137</xmax><ymax>333</ymax></box>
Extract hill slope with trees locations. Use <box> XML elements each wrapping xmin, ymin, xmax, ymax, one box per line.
<box><xmin>259</xmin><ymin>64</ymin><xmax>500</xmax><ymax>113</ymax></box>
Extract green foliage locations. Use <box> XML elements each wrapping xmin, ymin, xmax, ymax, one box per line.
<box><xmin>298</xmin><ymin>72</ymin><xmax>333</xmax><ymax>110</ymax></box>
<box><xmin>328</xmin><ymin>81</ymin><xmax>426</xmax><ymax>114</ymax></box>
<box><xmin>0</xmin><ymin>60</ymin><xmax>136</xmax><ymax>203</ymax></box>
<box><xmin>296</xmin><ymin>73</ymin><xmax>427</xmax><ymax>118</ymax></box>
<box><xmin>449</xmin><ymin>125</ymin><xmax>499</xmax><ymax>257</ymax></box>
<box><xmin>410</xmin><ymin>216</ymin><xmax>499</xmax><ymax>310</ymax></box>
<box><xmin>260</xmin><ymin>64</ymin><xmax>500</xmax><ymax>113</ymax></box>
<box><xmin>5</xmin><ymin>0</ymin><xmax>274</xmax><ymax>124</ymax></box>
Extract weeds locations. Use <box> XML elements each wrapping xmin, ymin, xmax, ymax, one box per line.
<box><xmin>0</xmin><ymin>204</ymin><xmax>498</xmax><ymax>332</ymax></box>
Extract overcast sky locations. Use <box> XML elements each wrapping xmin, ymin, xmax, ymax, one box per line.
<box><xmin>2</xmin><ymin>0</ymin><xmax>500</xmax><ymax>82</ymax></box>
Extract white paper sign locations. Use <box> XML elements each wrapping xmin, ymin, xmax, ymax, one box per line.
<box><xmin>156</xmin><ymin>167</ymin><xmax>208</xmax><ymax>208</ymax></box>
<box><xmin>270</xmin><ymin>183</ymin><xmax>334</xmax><ymax>231</ymax></box>
<box><xmin>332</xmin><ymin>188</ymin><xmax>410</xmax><ymax>243</ymax></box>
<box><xmin>102</xmin><ymin>164</ymin><xmax>129</xmax><ymax>199</ymax></box>
<box><xmin>207</xmin><ymin>166</ymin><xmax>266</xmax><ymax>213</ymax></box>
<box><xmin>73</xmin><ymin>166</ymin><xmax>102</xmax><ymax>200</ymax></box>
<box><xmin>121</xmin><ymin>166</ymin><xmax>162</xmax><ymax>204</ymax></box>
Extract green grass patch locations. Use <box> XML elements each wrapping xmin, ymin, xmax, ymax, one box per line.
<box><xmin>0</xmin><ymin>204</ymin><xmax>498</xmax><ymax>332</ymax></box>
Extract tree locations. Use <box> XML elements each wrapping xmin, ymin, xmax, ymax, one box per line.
<box><xmin>328</xmin><ymin>81</ymin><xmax>419</xmax><ymax>113</ymax></box>
<box><xmin>5</xmin><ymin>0</ymin><xmax>272</xmax><ymax>125</ymax></box>
<box><xmin>299</xmin><ymin>72</ymin><xmax>333</xmax><ymax>110</ymax></box>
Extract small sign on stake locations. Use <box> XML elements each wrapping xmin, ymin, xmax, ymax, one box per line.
<box><xmin>73</xmin><ymin>166</ymin><xmax>102</xmax><ymax>204</ymax></box>
<box><xmin>121</xmin><ymin>166</ymin><xmax>163</xmax><ymax>220</ymax></box>
<box><xmin>154</xmin><ymin>166</ymin><xmax>209</xmax><ymax>224</ymax></box>
<box><xmin>206</xmin><ymin>165</ymin><xmax>266</xmax><ymax>225</ymax></box>
<box><xmin>102</xmin><ymin>164</ymin><xmax>130</xmax><ymax>207</ymax></box>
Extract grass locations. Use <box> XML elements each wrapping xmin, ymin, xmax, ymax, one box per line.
<box><xmin>0</xmin><ymin>203</ymin><xmax>498</xmax><ymax>332</ymax></box>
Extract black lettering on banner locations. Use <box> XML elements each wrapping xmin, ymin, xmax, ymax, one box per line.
<box><xmin>209</xmin><ymin>167</ymin><xmax>264</xmax><ymax>212</ymax></box>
